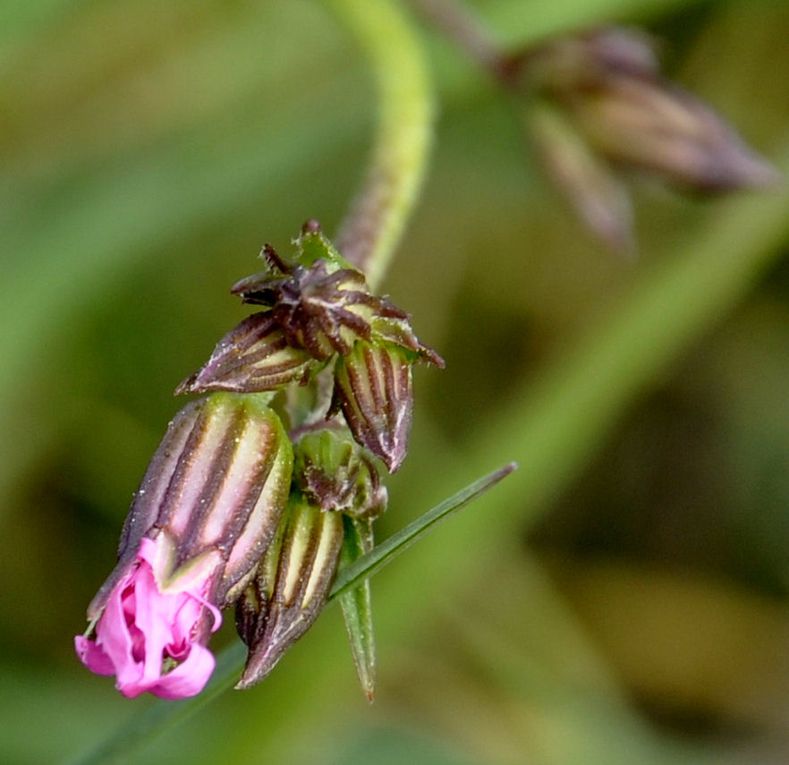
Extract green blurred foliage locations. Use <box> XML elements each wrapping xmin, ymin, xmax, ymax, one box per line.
<box><xmin>0</xmin><ymin>1</ymin><xmax>787</xmax><ymax>763</ymax></box>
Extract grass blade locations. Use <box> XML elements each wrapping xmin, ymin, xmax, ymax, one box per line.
<box><xmin>331</xmin><ymin>462</ymin><xmax>517</xmax><ymax>599</ymax></box>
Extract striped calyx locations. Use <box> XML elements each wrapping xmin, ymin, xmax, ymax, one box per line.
<box><xmin>235</xmin><ymin>499</ymin><xmax>344</xmax><ymax>688</ymax></box>
<box><xmin>178</xmin><ymin>222</ymin><xmax>443</xmax><ymax>397</ymax></box>
<box><xmin>334</xmin><ymin>342</ymin><xmax>415</xmax><ymax>473</ymax></box>
<box><xmin>293</xmin><ymin>428</ymin><xmax>387</xmax><ymax>519</ymax></box>
<box><xmin>88</xmin><ymin>393</ymin><xmax>293</xmax><ymax>621</ymax></box>
<box><xmin>175</xmin><ymin>315</ymin><xmax>316</xmax><ymax>395</ymax></box>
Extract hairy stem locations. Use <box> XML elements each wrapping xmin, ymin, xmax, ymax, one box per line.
<box><xmin>329</xmin><ymin>0</ymin><xmax>434</xmax><ymax>290</ymax></box>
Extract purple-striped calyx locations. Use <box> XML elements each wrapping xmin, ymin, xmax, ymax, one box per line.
<box><xmin>334</xmin><ymin>342</ymin><xmax>416</xmax><ymax>473</ymax></box>
<box><xmin>179</xmin><ymin>221</ymin><xmax>443</xmax><ymax>471</ymax></box>
<box><xmin>235</xmin><ymin>498</ymin><xmax>345</xmax><ymax>688</ymax></box>
<box><xmin>234</xmin><ymin>427</ymin><xmax>386</xmax><ymax>688</ymax></box>
<box><xmin>75</xmin><ymin>394</ymin><xmax>293</xmax><ymax>698</ymax></box>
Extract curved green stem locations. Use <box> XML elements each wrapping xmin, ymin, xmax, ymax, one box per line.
<box><xmin>328</xmin><ymin>0</ymin><xmax>434</xmax><ymax>290</ymax></box>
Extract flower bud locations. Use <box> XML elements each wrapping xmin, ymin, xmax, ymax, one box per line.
<box><xmin>508</xmin><ymin>27</ymin><xmax>778</xmax><ymax>250</ymax></box>
<box><xmin>294</xmin><ymin>428</ymin><xmax>387</xmax><ymax>519</ymax></box>
<box><xmin>179</xmin><ymin>223</ymin><xmax>443</xmax><ymax>396</ymax></box>
<box><xmin>334</xmin><ymin>342</ymin><xmax>415</xmax><ymax>473</ymax></box>
<box><xmin>235</xmin><ymin>498</ymin><xmax>344</xmax><ymax>688</ymax></box>
<box><xmin>75</xmin><ymin>393</ymin><xmax>293</xmax><ymax>699</ymax></box>
<box><xmin>175</xmin><ymin>315</ymin><xmax>316</xmax><ymax>395</ymax></box>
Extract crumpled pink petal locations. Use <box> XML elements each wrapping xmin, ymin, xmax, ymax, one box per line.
<box><xmin>75</xmin><ymin>536</ymin><xmax>222</xmax><ymax>699</ymax></box>
<box><xmin>74</xmin><ymin>635</ymin><xmax>115</xmax><ymax>676</ymax></box>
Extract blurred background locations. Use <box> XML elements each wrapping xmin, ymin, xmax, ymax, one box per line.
<box><xmin>1</xmin><ymin>0</ymin><xmax>787</xmax><ymax>763</ymax></box>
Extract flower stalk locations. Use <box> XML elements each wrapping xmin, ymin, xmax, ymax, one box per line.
<box><xmin>327</xmin><ymin>0</ymin><xmax>434</xmax><ymax>290</ymax></box>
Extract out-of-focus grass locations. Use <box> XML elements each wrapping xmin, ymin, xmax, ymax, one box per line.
<box><xmin>1</xmin><ymin>1</ymin><xmax>787</xmax><ymax>764</ymax></box>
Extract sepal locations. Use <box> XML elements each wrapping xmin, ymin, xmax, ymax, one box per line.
<box><xmin>175</xmin><ymin>315</ymin><xmax>317</xmax><ymax>395</ymax></box>
<box><xmin>294</xmin><ymin>428</ymin><xmax>387</xmax><ymax>519</ymax></box>
<box><xmin>334</xmin><ymin>342</ymin><xmax>414</xmax><ymax>473</ymax></box>
<box><xmin>338</xmin><ymin>515</ymin><xmax>376</xmax><ymax>701</ymax></box>
<box><xmin>235</xmin><ymin>499</ymin><xmax>344</xmax><ymax>688</ymax></box>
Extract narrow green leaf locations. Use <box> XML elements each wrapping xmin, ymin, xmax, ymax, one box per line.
<box><xmin>330</xmin><ymin>462</ymin><xmax>518</xmax><ymax>599</ymax></box>
<box><xmin>338</xmin><ymin>516</ymin><xmax>377</xmax><ymax>702</ymax></box>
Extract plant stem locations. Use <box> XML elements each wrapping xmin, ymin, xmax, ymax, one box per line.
<box><xmin>328</xmin><ymin>0</ymin><xmax>434</xmax><ymax>290</ymax></box>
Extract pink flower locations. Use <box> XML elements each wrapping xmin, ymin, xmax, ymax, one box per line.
<box><xmin>75</xmin><ymin>534</ymin><xmax>223</xmax><ymax>700</ymax></box>
<box><xmin>75</xmin><ymin>395</ymin><xmax>294</xmax><ymax>698</ymax></box>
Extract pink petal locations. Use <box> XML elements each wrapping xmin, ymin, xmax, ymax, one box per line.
<box><xmin>74</xmin><ymin>635</ymin><xmax>115</xmax><ymax>676</ymax></box>
<box><xmin>97</xmin><ymin>580</ymin><xmax>140</xmax><ymax>690</ymax></box>
<box><xmin>150</xmin><ymin>644</ymin><xmax>216</xmax><ymax>700</ymax></box>
<box><xmin>76</xmin><ymin>534</ymin><xmax>222</xmax><ymax>699</ymax></box>
<box><xmin>133</xmin><ymin>561</ymin><xmax>174</xmax><ymax>689</ymax></box>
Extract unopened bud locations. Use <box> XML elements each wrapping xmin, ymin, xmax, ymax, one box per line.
<box><xmin>175</xmin><ymin>315</ymin><xmax>316</xmax><ymax>395</ymax></box>
<box><xmin>523</xmin><ymin>27</ymin><xmax>777</xmax><ymax>193</ymax></box>
<box><xmin>235</xmin><ymin>499</ymin><xmax>344</xmax><ymax>688</ymax></box>
<box><xmin>294</xmin><ymin>428</ymin><xmax>387</xmax><ymax>519</ymax></box>
<box><xmin>334</xmin><ymin>342</ymin><xmax>414</xmax><ymax>473</ymax></box>
<box><xmin>569</xmin><ymin>74</ymin><xmax>778</xmax><ymax>192</ymax></box>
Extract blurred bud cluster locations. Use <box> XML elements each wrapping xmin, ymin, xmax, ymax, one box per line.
<box><xmin>506</xmin><ymin>27</ymin><xmax>778</xmax><ymax>251</ymax></box>
<box><xmin>76</xmin><ymin>222</ymin><xmax>442</xmax><ymax>699</ymax></box>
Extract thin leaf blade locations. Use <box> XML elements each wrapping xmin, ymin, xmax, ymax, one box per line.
<box><xmin>330</xmin><ymin>462</ymin><xmax>518</xmax><ymax>600</ymax></box>
<box><xmin>338</xmin><ymin>516</ymin><xmax>377</xmax><ymax>702</ymax></box>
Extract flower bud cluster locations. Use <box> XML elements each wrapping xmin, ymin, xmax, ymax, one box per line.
<box><xmin>178</xmin><ymin>221</ymin><xmax>443</xmax><ymax>472</ymax></box>
<box><xmin>76</xmin><ymin>223</ymin><xmax>442</xmax><ymax>698</ymax></box>
<box><xmin>507</xmin><ymin>27</ymin><xmax>777</xmax><ymax>251</ymax></box>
